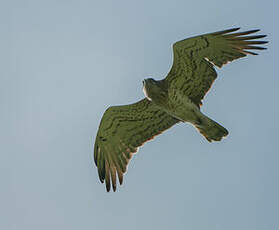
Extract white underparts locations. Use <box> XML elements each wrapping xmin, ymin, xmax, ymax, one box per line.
<box><xmin>143</xmin><ymin>85</ymin><xmax>152</xmax><ymax>101</ymax></box>
<box><xmin>204</xmin><ymin>57</ymin><xmax>231</xmax><ymax>68</ymax></box>
<box><xmin>204</xmin><ymin>57</ymin><xmax>217</xmax><ymax>66</ymax></box>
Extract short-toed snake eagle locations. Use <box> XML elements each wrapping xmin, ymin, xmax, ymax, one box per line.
<box><xmin>94</xmin><ymin>28</ymin><xmax>268</xmax><ymax>191</ymax></box>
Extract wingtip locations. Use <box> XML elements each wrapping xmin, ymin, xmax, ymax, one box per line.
<box><xmin>106</xmin><ymin>183</ymin><xmax>111</xmax><ymax>192</ymax></box>
<box><xmin>93</xmin><ymin>144</ymin><xmax>98</xmax><ymax>166</ymax></box>
<box><xmin>99</xmin><ymin>175</ymin><xmax>104</xmax><ymax>183</ymax></box>
<box><xmin>233</xmin><ymin>27</ymin><xmax>241</xmax><ymax>31</ymax></box>
<box><xmin>226</xmin><ymin>27</ymin><xmax>241</xmax><ymax>33</ymax></box>
<box><xmin>105</xmin><ymin>180</ymin><xmax>118</xmax><ymax>192</ymax></box>
<box><xmin>255</xmin><ymin>41</ymin><xmax>269</xmax><ymax>44</ymax></box>
<box><xmin>94</xmin><ymin>155</ymin><xmax>98</xmax><ymax>166</ymax></box>
<box><xmin>244</xmin><ymin>50</ymin><xmax>258</xmax><ymax>55</ymax></box>
<box><xmin>118</xmin><ymin>172</ymin><xmax>123</xmax><ymax>185</ymax></box>
<box><xmin>212</xmin><ymin>27</ymin><xmax>240</xmax><ymax>35</ymax></box>
<box><xmin>228</xmin><ymin>27</ymin><xmax>241</xmax><ymax>32</ymax></box>
<box><xmin>249</xmin><ymin>29</ymin><xmax>261</xmax><ymax>33</ymax></box>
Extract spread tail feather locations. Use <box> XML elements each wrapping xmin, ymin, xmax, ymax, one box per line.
<box><xmin>195</xmin><ymin>116</ymin><xmax>228</xmax><ymax>142</ymax></box>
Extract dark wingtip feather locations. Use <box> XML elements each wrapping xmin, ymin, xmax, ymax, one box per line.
<box><xmin>233</xmin><ymin>34</ymin><xmax>267</xmax><ymax>41</ymax></box>
<box><xmin>110</xmin><ymin>168</ymin><xmax>117</xmax><ymax>192</ymax></box>
<box><xmin>245</xmin><ymin>40</ymin><xmax>268</xmax><ymax>44</ymax></box>
<box><xmin>98</xmin><ymin>169</ymin><xmax>105</xmax><ymax>183</ymax></box>
<box><xmin>112</xmin><ymin>184</ymin><xmax>116</xmax><ymax>192</ymax></box>
<box><xmin>117</xmin><ymin>170</ymin><xmax>123</xmax><ymax>185</ymax></box>
<box><xmin>93</xmin><ymin>144</ymin><xmax>98</xmax><ymax>166</ymax></box>
<box><xmin>97</xmin><ymin>155</ymin><xmax>106</xmax><ymax>183</ymax></box>
<box><xmin>105</xmin><ymin>160</ymin><xmax>111</xmax><ymax>192</ymax></box>
<box><xmin>212</xmin><ymin>27</ymin><xmax>240</xmax><ymax>35</ymax></box>
<box><xmin>243</xmin><ymin>50</ymin><xmax>258</xmax><ymax>55</ymax></box>
<box><xmin>226</xmin><ymin>29</ymin><xmax>262</xmax><ymax>37</ymax></box>
<box><xmin>244</xmin><ymin>29</ymin><xmax>260</xmax><ymax>34</ymax></box>
<box><xmin>242</xmin><ymin>45</ymin><xmax>267</xmax><ymax>50</ymax></box>
<box><xmin>106</xmin><ymin>180</ymin><xmax>111</xmax><ymax>192</ymax></box>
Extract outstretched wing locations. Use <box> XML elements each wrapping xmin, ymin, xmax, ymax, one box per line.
<box><xmin>165</xmin><ymin>28</ymin><xmax>268</xmax><ymax>106</ymax></box>
<box><xmin>94</xmin><ymin>98</ymin><xmax>179</xmax><ymax>192</ymax></box>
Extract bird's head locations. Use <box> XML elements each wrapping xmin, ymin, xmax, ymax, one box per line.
<box><xmin>142</xmin><ymin>78</ymin><xmax>157</xmax><ymax>87</ymax></box>
<box><xmin>142</xmin><ymin>78</ymin><xmax>167</xmax><ymax>103</ymax></box>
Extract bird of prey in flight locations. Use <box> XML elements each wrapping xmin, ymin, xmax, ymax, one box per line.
<box><xmin>94</xmin><ymin>27</ymin><xmax>268</xmax><ymax>192</ymax></box>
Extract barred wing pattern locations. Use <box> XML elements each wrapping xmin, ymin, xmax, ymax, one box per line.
<box><xmin>94</xmin><ymin>99</ymin><xmax>179</xmax><ymax>192</ymax></box>
<box><xmin>166</xmin><ymin>28</ymin><xmax>268</xmax><ymax>106</ymax></box>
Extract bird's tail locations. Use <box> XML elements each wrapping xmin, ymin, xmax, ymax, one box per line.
<box><xmin>194</xmin><ymin>115</ymin><xmax>228</xmax><ymax>142</ymax></box>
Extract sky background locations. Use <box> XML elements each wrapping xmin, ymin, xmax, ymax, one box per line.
<box><xmin>3</xmin><ymin>0</ymin><xmax>279</xmax><ymax>229</ymax></box>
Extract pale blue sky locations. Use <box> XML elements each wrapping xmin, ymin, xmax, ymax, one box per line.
<box><xmin>3</xmin><ymin>0</ymin><xmax>279</xmax><ymax>229</ymax></box>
